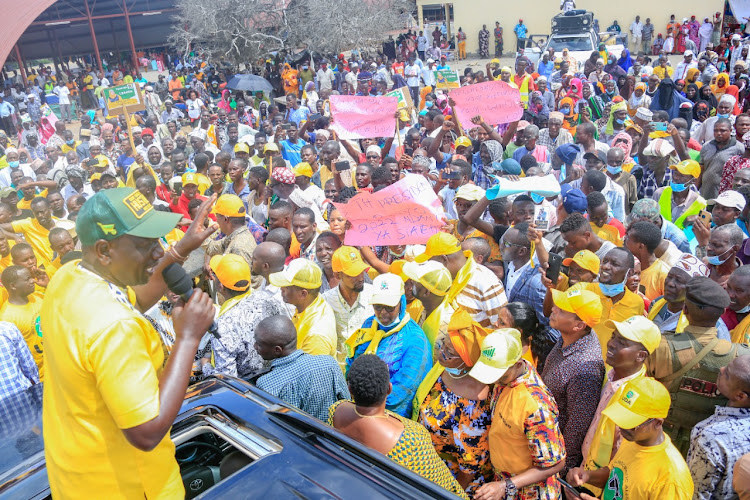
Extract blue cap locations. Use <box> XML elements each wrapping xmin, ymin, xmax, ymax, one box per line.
<box><xmin>497</xmin><ymin>158</ymin><xmax>522</xmax><ymax>175</ymax></box>
<box><xmin>561</xmin><ymin>185</ymin><xmax>587</xmax><ymax>214</ymax></box>
<box><xmin>556</xmin><ymin>143</ymin><xmax>580</xmax><ymax>166</ymax></box>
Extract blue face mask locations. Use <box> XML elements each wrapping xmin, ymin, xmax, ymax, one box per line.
<box><xmin>737</xmin><ymin>303</ymin><xmax>750</xmax><ymax>314</ymax></box>
<box><xmin>376</xmin><ymin>317</ymin><xmax>400</xmax><ymax>329</ymax></box>
<box><xmin>560</xmin><ymin>107</ymin><xmax>571</xmax><ymax>115</ymax></box>
<box><xmin>66</xmin><ymin>139</ymin><xmax>75</xmax><ymax>145</ymax></box>
<box><xmin>530</xmin><ymin>192</ymin><xmax>545</xmax><ymax>204</ymax></box>
<box><xmin>8</xmin><ymin>161</ymin><xmax>19</xmax><ymax>168</ymax></box>
<box><xmin>606</xmin><ymin>165</ymin><xmax>622</xmax><ymax>175</ymax></box>
<box><xmin>598</xmin><ymin>276</ymin><xmax>628</xmax><ymax>297</ymax></box>
<box><xmin>670</xmin><ymin>180</ymin><xmax>689</xmax><ymax>192</ymax></box>
<box><xmin>425</xmin><ymin>101</ymin><xmax>434</xmax><ymax>108</ymax></box>
<box><xmin>717</xmin><ymin>113</ymin><xmax>731</xmax><ymax>119</ymax></box>
<box><xmin>615</xmin><ymin>118</ymin><xmax>625</xmax><ymax>125</ymax></box>
<box><xmin>443</xmin><ymin>365</ymin><xmax>465</xmax><ymax>377</ymax></box>
<box><xmin>706</xmin><ymin>248</ymin><xmax>732</xmax><ymax>266</ymax></box>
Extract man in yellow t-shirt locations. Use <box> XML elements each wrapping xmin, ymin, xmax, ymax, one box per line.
<box><xmin>47</xmin><ymin>227</ymin><xmax>76</xmax><ymax>276</ymax></box>
<box><xmin>270</xmin><ymin>258</ymin><xmax>337</xmax><ymax>357</ymax></box>
<box><xmin>40</xmin><ymin>187</ymin><xmax>217</xmax><ymax>499</ymax></box>
<box><xmin>0</xmin><ymin>265</ymin><xmax>44</xmax><ymax>379</ymax></box>
<box><xmin>567</xmin><ymin>377</ymin><xmax>694</xmax><ymax>499</ymax></box>
<box><xmin>625</xmin><ymin>220</ymin><xmax>670</xmax><ymax>301</ymax></box>
<box><xmin>2</xmin><ymin>197</ymin><xmax>59</xmax><ymax>269</ymax></box>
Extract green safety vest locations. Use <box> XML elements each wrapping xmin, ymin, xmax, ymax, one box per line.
<box><xmin>658</xmin><ymin>186</ymin><xmax>706</xmax><ymax>230</ymax></box>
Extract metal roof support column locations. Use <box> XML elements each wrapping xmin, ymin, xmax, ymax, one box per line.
<box><xmin>84</xmin><ymin>0</ymin><xmax>104</xmax><ymax>74</ymax></box>
<box><xmin>14</xmin><ymin>45</ymin><xmax>27</xmax><ymax>82</ymax></box>
<box><xmin>122</xmin><ymin>0</ymin><xmax>139</xmax><ymax>73</ymax></box>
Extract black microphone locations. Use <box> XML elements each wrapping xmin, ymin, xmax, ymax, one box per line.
<box><xmin>162</xmin><ymin>263</ymin><xmax>220</xmax><ymax>338</ymax></box>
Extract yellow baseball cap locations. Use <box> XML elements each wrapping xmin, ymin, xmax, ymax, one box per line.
<box><xmin>490</xmin><ymin>58</ymin><xmax>501</xmax><ymax>65</ymax></box>
<box><xmin>562</xmin><ymin>249</ymin><xmax>601</xmax><ymax>275</ymax></box>
<box><xmin>398</xmin><ymin>109</ymin><xmax>410</xmax><ymax>122</ymax></box>
<box><xmin>90</xmin><ymin>173</ymin><xmax>102</xmax><ymax>182</ymax></box>
<box><xmin>601</xmin><ymin>376</ymin><xmax>671</xmax><ymax>430</ymax></box>
<box><xmin>209</xmin><ymin>254</ymin><xmax>251</xmax><ymax>291</ymax></box>
<box><xmin>264</xmin><ymin>143</ymin><xmax>279</xmax><ymax>153</ymax></box>
<box><xmin>370</xmin><ymin>273</ymin><xmax>405</xmax><ymax>307</ymax></box>
<box><xmin>234</xmin><ymin>142</ymin><xmax>250</xmax><ymax>154</ymax></box>
<box><xmin>605</xmin><ymin>316</ymin><xmax>662</xmax><ymax>354</ymax></box>
<box><xmin>454</xmin><ymin>136</ymin><xmax>472</xmax><ymax>149</ymax></box>
<box><xmin>551</xmin><ymin>283</ymin><xmax>603</xmax><ymax>328</ymax></box>
<box><xmin>415</xmin><ymin>232</ymin><xmax>462</xmax><ymax>263</ymax></box>
<box><xmin>93</xmin><ymin>155</ymin><xmax>109</xmax><ymax>168</ymax></box>
<box><xmin>212</xmin><ymin>194</ymin><xmax>247</xmax><ymax>217</ymax></box>
<box><xmin>293</xmin><ymin>162</ymin><xmax>313</xmax><ymax>178</ymax></box>
<box><xmin>670</xmin><ymin>159</ymin><xmax>701</xmax><ymax>179</ymax></box>
<box><xmin>269</xmin><ymin>258</ymin><xmax>322</xmax><ymax>289</ymax></box>
<box><xmin>181</xmin><ymin>172</ymin><xmax>198</xmax><ymax>187</ymax></box>
<box><xmin>469</xmin><ymin>328</ymin><xmax>523</xmax><ymax>384</ymax></box>
<box><xmin>331</xmin><ymin>246</ymin><xmax>370</xmax><ymax>277</ymax></box>
<box><xmin>402</xmin><ymin>261</ymin><xmax>452</xmax><ymax>297</ymax></box>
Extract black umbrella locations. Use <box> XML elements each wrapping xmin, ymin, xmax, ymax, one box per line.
<box><xmin>226</xmin><ymin>74</ymin><xmax>274</xmax><ymax>93</ymax></box>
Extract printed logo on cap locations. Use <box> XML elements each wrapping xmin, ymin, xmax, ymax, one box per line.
<box><xmin>622</xmin><ymin>390</ymin><xmax>639</xmax><ymax>407</ymax></box>
<box><xmin>123</xmin><ymin>190</ymin><xmax>152</xmax><ymax>219</ymax></box>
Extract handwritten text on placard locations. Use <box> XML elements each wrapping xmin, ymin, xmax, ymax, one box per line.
<box><xmin>329</xmin><ymin>95</ymin><xmax>398</xmax><ymax>139</ymax></box>
<box><xmin>450</xmin><ymin>80</ymin><xmax>523</xmax><ymax>127</ymax></box>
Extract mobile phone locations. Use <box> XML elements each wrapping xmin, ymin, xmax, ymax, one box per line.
<box><xmin>698</xmin><ymin>209</ymin><xmax>712</xmax><ymax>228</ymax></box>
<box><xmin>173</xmin><ymin>181</ymin><xmax>183</xmax><ymax>196</ymax></box>
<box><xmin>443</xmin><ymin>169</ymin><xmax>461</xmax><ymax>180</ymax></box>
<box><xmin>281</xmin><ymin>123</ymin><xmax>292</xmax><ymax>130</ymax></box>
<box><xmin>335</xmin><ymin>160</ymin><xmax>350</xmax><ymax>172</ymax></box>
<box><xmin>309</xmin><ymin>113</ymin><xmax>322</xmax><ymax>122</ymax></box>
<box><xmin>653</xmin><ymin>121</ymin><xmax>668</xmax><ymax>132</ymax></box>
<box><xmin>546</xmin><ymin>253</ymin><xmax>563</xmax><ymax>285</ymax></box>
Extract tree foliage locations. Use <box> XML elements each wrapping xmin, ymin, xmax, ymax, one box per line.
<box><xmin>169</xmin><ymin>0</ymin><xmax>414</xmax><ymax>64</ymax></box>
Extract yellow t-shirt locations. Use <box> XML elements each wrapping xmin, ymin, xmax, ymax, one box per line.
<box><xmin>586</xmin><ymin>283</ymin><xmax>646</xmax><ymax>361</ymax></box>
<box><xmin>591</xmin><ymin>222</ymin><xmax>623</xmax><ymax>247</ymax></box>
<box><xmin>1</xmin><ymin>296</ymin><xmax>44</xmax><ymax>380</ymax></box>
<box><xmin>292</xmin><ymin>293</ymin><xmax>337</xmax><ymax>358</ymax></box>
<box><xmin>17</xmin><ymin>189</ymin><xmax>48</xmax><ymax>211</ymax></box>
<box><xmin>196</xmin><ymin>173</ymin><xmax>211</xmax><ymax>195</ymax></box>
<box><xmin>61</xmin><ymin>141</ymin><xmax>81</xmax><ymax>154</ymax></box>
<box><xmin>602</xmin><ymin>434</ymin><xmax>693</xmax><ymax>500</ymax></box>
<box><xmin>640</xmin><ymin>258</ymin><xmax>671</xmax><ymax>301</ymax></box>
<box><xmin>40</xmin><ymin>262</ymin><xmax>183</xmax><ymax>499</ymax></box>
<box><xmin>11</xmin><ymin>218</ymin><xmax>54</xmax><ymax>268</ymax></box>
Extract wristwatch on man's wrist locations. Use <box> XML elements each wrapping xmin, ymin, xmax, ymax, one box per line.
<box><xmin>505</xmin><ymin>478</ymin><xmax>518</xmax><ymax>498</ymax></box>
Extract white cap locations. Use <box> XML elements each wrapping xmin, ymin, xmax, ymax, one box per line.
<box><xmin>370</xmin><ymin>273</ymin><xmax>404</xmax><ymax>307</ymax></box>
<box><xmin>684</xmin><ymin>50</ymin><xmax>694</xmax><ymax>57</ymax></box>
<box><xmin>427</xmin><ymin>58</ymin><xmax>435</xmax><ymax>64</ymax></box>
<box><xmin>710</xmin><ymin>190</ymin><xmax>747</xmax><ymax>211</ymax></box>
<box><xmin>635</xmin><ymin>107</ymin><xmax>653</xmax><ymax>121</ymax></box>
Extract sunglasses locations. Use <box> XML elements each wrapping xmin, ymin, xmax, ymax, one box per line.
<box><xmin>373</xmin><ymin>304</ymin><xmax>396</xmax><ymax>313</ymax></box>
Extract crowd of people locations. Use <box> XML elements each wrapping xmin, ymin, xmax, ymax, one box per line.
<box><xmin>6</xmin><ymin>7</ymin><xmax>750</xmax><ymax>500</ymax></box>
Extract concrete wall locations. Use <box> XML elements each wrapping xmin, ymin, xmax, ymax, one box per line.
<box><xmin>417</xmin><ymin>0</ymin><xmax>725</xmax><ymax>56</ymax></box>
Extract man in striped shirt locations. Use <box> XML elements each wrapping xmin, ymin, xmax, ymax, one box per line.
<box><xmin>416</xmin><ymin>232</ymin><xmax>507</xmax><ymax>328</ymax></box>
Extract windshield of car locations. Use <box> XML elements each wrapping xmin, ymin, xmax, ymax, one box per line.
<box><xmin>0</xmin><ymin>384</ymin><xmax>44</xmax><ymax>480</ymax></box>
<box><xmin>548</xmin><ymin>35</ymin><xmax>593</xmax><ymax>52</ymax></box>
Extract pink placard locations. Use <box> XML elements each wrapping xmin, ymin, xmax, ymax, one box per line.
<box><xmin>329</xmin><ymin>95</ymin><xmax>398</xmax><ymax>139</ymax></box>
<box><xmin>450</xmin><ymin>80</ymin><xmax>523</xmax><ymax>127</ymax></box>
<box><xmin>334</xmin><ymin>175</ymin><xmax>446</xmax><ymax>246</ymax></box>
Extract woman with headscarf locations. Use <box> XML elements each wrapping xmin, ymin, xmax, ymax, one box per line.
<box><xmin>699</xmin><ymin>18</ymin><xmax>714</xmax><ymax>53</ymax></box>
<box><xmin>619</xmin><ymin>75</ymin><xmax>634</xmax><ymax>100</ymax></box>
<box><xmin>566</xmin><ymin>78</ymin><xmax>583</xmax><ymax>104</ymax></box>
<box><xmin>685</xmin><ymin>83</ymin><xmax>700</xmax><ymax>104</ymax></box>
<box><xmin>688</xmin><ymin>16</ymin><xmax>700</xmax><ymax>47</ymax></box>
<box><xmin>281</xmin><ymin>63</ymin><xmax>299</xmax><ymax>97</ymax></box>
<box><xmin>693</xmin><ymin>93</ymin><xmax>737</xmax><ymax>144</ymax></box>
<box><xmin>583</xmin><ymin>51</ymin><xmax>599</xmax><ymax>79</ymax></box>
<box><xmin>611</xmin><ymin>132</ymin><xmax>636</xmax><ymax>171</ymax></box>
<box><xmin>302</xmin><ymin>81</ymin><xmax>319</xmax><ymax>112</ymax></box>
<box><xmin>711</xmin><ymin>72</ymin><xmax>731</xmax><ymax>98</ymax></box>
<box><xmin>39</xmin><ymin>116</ymin><xmax>55</xmax><ymax>144</ymax></box>
<box><xmin>600</xmin><ymin>79</ymin><xmax>620</xmax><ymax>104</ymax></box>
<box><xmin>559</xmin><ymin>97</ymin><xmax>579</xmax><ymax>136</ymax></box>
<box><xmin>527</xmin><ymin>91</ymin><xmax>549</xmax><ymax>126</ymax></box>
<box><xmin>217</xmin><ymin>89</ymin><xmax>234</xmax><ymax>113</ymax></box>
<box><xmin>617</xmin><ymin>49</ymin><xmax>633</xmax><ymax>74</ymax></box>
<box><xmin>415</xmin><ymin>309</ymin><xmax>493</xmax><ymax>496</ymax></box>
<box><xmin>692</xmin><ymin>101</ymin><xmax>711</xmax><ymax>135</ymax></box>
<box><xmin>676</xmin><ymin>18</ymin><xmax>689</xmax><ymax>53</ymax></box>
<box><xmin>561</xmin><ymin>48</ymin><xmax>577</xmax><ymax>70</ymax></box>
<box><xmin>600</xmin><ymin>100</ymin><xmax>629</xmax><ymax>144</ymax></box>
<box><xmin>555</xmin><ymin>74</ymin><xmax>573</xmax><ymax>107</ymax></box>
<box><xmin>652</xmin><ymin>33</ymin><xmax>665</xmax><ymax>55</ymax></box>
<box><xmin>649</xmin><ymin>77</ymin><xmax>691</xmax><ymax>120</ymax></box>
<box><xmin>604</xmin><ymin>55</ymin><xmax>626</xmax><ymax>80</ymax></box>
<box><xmin>627</xmin><ymin>82</ymin><xmax>651</xmax><ymax>116</ymax></box>
<box><xmin>685</xmin><ymin>67</ymin><xmax>702</xmax><ymax>87</ymax></box>
<box><xmin>595</xmin><ymin>101</ymin><xmax>613</xmax><ymax>132</ymax></box>
<box><xmin>725</xmin><ymin>85</ymin><xmax>743</xmax><ymax>115</ymax></box>
<box><xmin>582</xmin><ymin>82</ymin><xmax>605</xmax><ymax>120</ymax></box>
<box><xmin>588</xmin><ymin>58</ymin><xmax>607</xmax><ymax>85</ymax></box>
<box><xmin>475</xmin><ymin>140</ymin><xmax>503</xmax><ymax>189</ymax></box>
<box><xmin>699</xmin><ymin>84</ymin><xmax>719</xmax><ymax>113</ymax></box>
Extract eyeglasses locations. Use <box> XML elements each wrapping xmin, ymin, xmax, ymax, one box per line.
<box><xmin>373</xmin><ymin>304</ymin><xmax>396</xmax><ymax>313</ymax></box>
<box><xmin>501</xmin><ymin>240</ymin><xmax>528</xmax><ymax>249</ymax></box>
<box><xmin>366</xmin><ymin>155</ymin><xmax>380</xmax><ymax>159</ymax></box>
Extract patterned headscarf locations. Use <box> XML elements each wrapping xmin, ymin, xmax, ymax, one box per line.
<box><xmin>481</xmin><ymin>140</ymin><xmax>503</xmax><ymax>165</ymax></box>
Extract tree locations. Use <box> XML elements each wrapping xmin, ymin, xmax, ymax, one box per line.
<box><xmin>169</xmin><ymin>0</ymin><xmax>414</xmax><ymax>64</ymax></box>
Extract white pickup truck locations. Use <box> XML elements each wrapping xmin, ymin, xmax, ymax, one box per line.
<box><xmin>524</xmin><ymin>11</ymin><xmax>625</xmax><ymax>73</ymax></box>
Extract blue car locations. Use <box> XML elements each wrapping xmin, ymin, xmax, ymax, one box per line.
<box><xmin>0</xmin><ymin>377</ymin><xmax>461</xmax><ymax>499</ymax></box>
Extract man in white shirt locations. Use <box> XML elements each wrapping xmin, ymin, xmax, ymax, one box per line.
<box><xmin>674</xmin><ymin>51</ymin><xmax>698</xmax><ymax>81</ymax></box>
<box><xmin>316</xmin><ymin>60</ymin><xmax>335</xmax><ymax>93</ymax></box>
<box><xmin>405</xmin><ymin>54</ymin><xmax>421</xmax><ymax>108</ymax></box>
<box><xmin>53</xmin><ymin>82</ymin><xmax>72</xmax><ymax>123</ymax></box>
<box><xmin>417</xmin><ymin>31</ymin><xmax>429</xmax><ymax>60</ymax></box>
<box><xmin>422</xmin><ymin>59</ymin><xmax>437</xmax><ymax>88</ymax></box>
<box><xmin>629</xmin><ymin>16</ymin><xmax>643</xmax><ymax>52</ymax></box>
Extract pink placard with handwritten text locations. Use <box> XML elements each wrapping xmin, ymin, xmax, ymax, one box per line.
<box><xmin>329</xmin><ymin>95</ymin><xmax>398</xmax><ymax>139</ymax></box>
<box><xmin>450</xmin><ymin>80</ymin><xmax>523</xmax><ymax>127</ymax></box>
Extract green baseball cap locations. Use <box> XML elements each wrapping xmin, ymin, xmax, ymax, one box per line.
<box><xmin>76</xmin><ymin>187</ymin><xmax>182</xmax><ymax>246</ymax></box>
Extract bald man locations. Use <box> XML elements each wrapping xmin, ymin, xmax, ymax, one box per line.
<box><xmin>251</xmin><ymin>241</ymin><xmax>289</xmax><ymax>314</ymax></box>
<box><xmin>254</xmin><ymin>316</ymin><xmax>349</xmax><ymax>421</ymax></box>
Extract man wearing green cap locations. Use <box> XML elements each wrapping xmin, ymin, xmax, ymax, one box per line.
<box><xmin>40</xmin><ymin>188</ymin><xmax>219</xmax><ymax>499</ymax></box>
